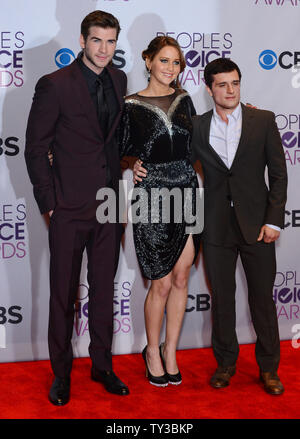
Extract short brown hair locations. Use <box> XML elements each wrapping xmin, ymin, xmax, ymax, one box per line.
<box><xmin>204</xmin><ymin>58</ymin><xmax>242</xmax><ymax>90</ymax></box>
<box><xmin>81</xmin><ymin>10</ymin><xmax>121</xmax><ymax>41</ymax></box>
<box><xmin>142</xmin><ymin>36</ymin><xmax>186</xmax><ymax>87</ymax></box>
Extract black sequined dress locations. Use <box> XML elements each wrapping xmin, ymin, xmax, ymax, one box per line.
<box><xmin>119</xmin><ymin>89</ymin><xmax>201</xmax><ymax>279</ymax></box>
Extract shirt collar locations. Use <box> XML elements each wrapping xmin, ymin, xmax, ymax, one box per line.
<box><xmin>77</xmin><ymin>53</ymin><xmax>107</xmax><ymax>82</ymax></box>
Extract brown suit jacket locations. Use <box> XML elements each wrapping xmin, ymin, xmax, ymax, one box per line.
<box><xmin>25</xmin><ymin>60</ymin><xmax>127</xmax><ymax>218</ymax></box>
<box><xmin>191</xmin><ymin>104</ymin><xmax>288</xmax><ymax>245</ymax></box>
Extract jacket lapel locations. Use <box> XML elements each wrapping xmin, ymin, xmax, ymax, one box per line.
<box><xmin>70</xmin><ymin>60</ymin><xmax>103</xmax><ymax>140</ymax></box>
<box><xmin>107</xmin><ymin>65</ymin><xmax>123</xmax><ymax>109</ymax></box>
<box><xmin>202</xmin><ymin>103</ymin><xmax>254</xmax><ymax>171</ymax></box>
<box><xmin>202</xmin><ymin>110</ymin><xmax>228</xmax><ymax>170</ymax></box>
<box><xmin>105</xmin><ymin>65</ymin><xmax>123</xmax><ymax>143</ymax></box>
<box><xmin>230</xmin><ymin>103</ymin><xmax>254</xmax><ymax>170</ymax></box>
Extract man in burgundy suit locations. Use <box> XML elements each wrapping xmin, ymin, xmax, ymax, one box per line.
<box><xmin>25</xmin><ymin>10</ymin><xmax>129</xmax><ymax>405</ymax></box>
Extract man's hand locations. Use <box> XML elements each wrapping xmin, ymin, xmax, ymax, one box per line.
<box><xmin>133</xmin><ymin>159</ymin><xmax>147</xmax><ymax>184</ymax></box>
<box><xmin>48</xmin><ymin>150</ymin><xmax>53</xmax><ymax>166</ymax></box>
<box><xmin>257</xmin><ymin>225</ymin><xmax>280</xmax><ymax>243</ymax></box>
<box><xmin>246</xmin><ymin>103</ymin><xmax>257</xmax><ymax>109</ymax></box>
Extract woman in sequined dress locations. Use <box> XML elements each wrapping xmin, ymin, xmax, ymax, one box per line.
<box><xmin>119</xmin><ymin>37</ymin><xmax>201</xmax><ymax>387</ymax></box>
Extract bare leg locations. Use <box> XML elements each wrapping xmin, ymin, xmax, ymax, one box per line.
<box><xmin>144</xmin><ymin>273</ymin><xmax>172</xmax><ymax>376</ymax></box>
<box><xmin>164</xmin><ymin>235</ymin><xmax>195</xmax><ymax>374</ymax></box>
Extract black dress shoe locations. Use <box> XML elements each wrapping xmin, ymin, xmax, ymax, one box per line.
<box><xmin>48</xmin><ymin>376</ymin><xmax>70</xmax><ymax>406</ymax></box>
<box><xmin>210</xmin><ymin>365</ymin><xmax>236</xmax><ymax>389</ymax></box>
<box><xmin>159</xmin><ymin>343</ymin><xmax>182</xmax><ymax>385</ymax></box>
<box><xmin>91</xmin><ymin>368</ymin><xmax>129</xmax><ymax>395</ymax></box>
<box><xmin>142</xmin><ymin>346</ymin><xmax>168</xmax><ymax>387</ymax></box>
<box><xmin>260</xmin><ymin>371</ymin><xmax>284</xmax><ymax>395</ymax></box>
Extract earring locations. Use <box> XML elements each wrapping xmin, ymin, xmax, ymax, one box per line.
<box><xmin>147</xmin><ymin>68</ymin><xmax>151</xmax><ymax>82</ymax></box>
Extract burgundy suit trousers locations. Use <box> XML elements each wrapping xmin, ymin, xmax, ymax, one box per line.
<box><xmin>48</xmin><ymin>211</ymin><xmax>121</xmax><ymax>378</ymax></box>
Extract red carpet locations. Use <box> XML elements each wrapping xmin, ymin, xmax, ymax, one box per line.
<box><xmin>0</xmin><ymin>341</ymin><xmax>299</xmax><ymax>420</ymax></box>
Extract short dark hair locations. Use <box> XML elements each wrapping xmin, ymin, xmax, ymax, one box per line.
<box><xmin>204</xmin><ymin>58</ymin><xmax>242</xmax><ymax>89</ymax></box>
<box><xmin>81</xmin><ymin>10</ymin><xmax>121</xmax><ymax>41</ymax></box>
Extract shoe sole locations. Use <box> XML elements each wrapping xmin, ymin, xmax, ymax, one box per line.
<box><xmin>264</xmin><ymin>388</ymin><xmax>284</xmax><ymax>395</ymax></box>
<box><xmin>169</xmin><ymin>380</ymin><xmax>182</xmax><ymax>385</ymax></box>
<box><xmin>105</xmin><ymin>388</ymin><xmax>130</xmax><ymax>395</ymax></box>
<box><xmin>149</xmin><ymin>380</ymin><xmax>168</xmax><ymax>387</ymax></box>
<box><xmin>48</xmin><ymin>396</ymin><xmax>69</xmax><ymax>406</ymax></box>
<box><xmin>210</xmin><ymin>382</ymin><xmax>230</xmax><ymax>389</ymax></box>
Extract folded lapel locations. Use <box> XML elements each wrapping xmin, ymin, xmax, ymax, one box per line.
<box><xmin>107</xmin><ymin>65</ymin><xmax>123</xmax><ymax>110</ymax></box>
<box><xmin>202</xmin><ymin>110</ymin><xmax>228</xmax><ymax>170</ymax></box>
<box><xmin>230</xmin><ymin>103</ymin><xmax>254</xmax><ymax>170</ymax></box>
<box><xmin>105</xmin><ymin>65</ymin><xmax>123</xmax><ymax>144</ymax></box>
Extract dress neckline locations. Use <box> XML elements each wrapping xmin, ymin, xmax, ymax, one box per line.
<box><xmin>136</xmin><ymin>89</ymin><xmax>176</xmax><ymax>98</ymax></box>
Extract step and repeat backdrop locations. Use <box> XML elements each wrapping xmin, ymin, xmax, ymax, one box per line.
<box><xmin>0</xmin><ymin>0</ymin><xmax>299</xmax><ymax>362</ymax></box>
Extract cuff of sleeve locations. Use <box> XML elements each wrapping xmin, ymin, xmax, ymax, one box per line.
<box><xmin>265</xmin><ymin>224</ymin><xmax>281</xmax><ymax>232</ymax></box>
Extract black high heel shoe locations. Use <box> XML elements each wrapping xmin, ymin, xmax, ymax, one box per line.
<box><xmin>142</xmin><ymin>346</ymin><xmax>168</xmax><ymax>387</ymax></box>
<box><xmin>159</xmin><ymin>343</ymin><xmax>182</xmax><ymax>385</ymax></box>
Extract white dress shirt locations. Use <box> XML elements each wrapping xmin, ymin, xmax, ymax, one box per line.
<box><xmin>209</xmin><ymin>102</ymin><xmax>242</xmax><ymax>169</ymax></box>
<box><xmin>209</xmin><ymin>103</ymin><xmax>280</xmax><ymax>232</ymax></box>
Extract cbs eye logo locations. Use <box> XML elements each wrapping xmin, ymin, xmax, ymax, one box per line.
<box><xmin>259</xmin><ymin>49</ymin><xmax>277</xmax><ymax>70</ymax></box>
<box><xmin>259</xmin><ymin>49</ymin><xmax>300</xmax><ymax>70</ymax></box>
<box><xmin>55</xmin><ymin>48</ymin><xmax>75</xmax><ymax>69</ymax></box>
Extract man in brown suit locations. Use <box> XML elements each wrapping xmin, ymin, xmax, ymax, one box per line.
<box><xmin>191</xmin><ymin>58</ymin><xmax>287</xmax><ymax>395</ymax></box>
<box><xmin>25</xmin><ymin>10</ymin><xmax>129</xmax><ymax>405</ymax></box>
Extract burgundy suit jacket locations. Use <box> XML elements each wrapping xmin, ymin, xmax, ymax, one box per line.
<box><xmin>25</xmin><ymin>60</ymin><xmax>127</xmax><ymax>218</ymax></box>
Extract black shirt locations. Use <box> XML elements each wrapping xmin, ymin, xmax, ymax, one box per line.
<box><xmin>77</xmin><ymin>54</ymin><xmax>119</xmax><ymax>184</ymax></box>
<box><xmin>77</xmin><ymin>55</ymin><xmax>119</xmax><ymax>135</ymax></box>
